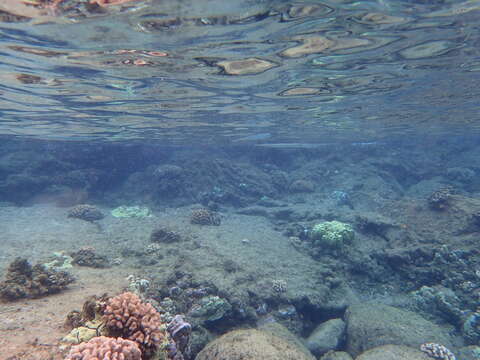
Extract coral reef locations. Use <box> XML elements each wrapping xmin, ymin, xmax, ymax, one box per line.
<box><xmin>68</xmin><ymin>204</ymin><xmax>104</xmax><ymax>221</ymax></box>
<box><xmin>310</xmin><ymin>221</ymin><xmax>354</xmax><ymax>249</ymax></box>
<box><xmin>65</xmin><ymin>336</ymin><xmax>142</xmax><ymax>360</ymax></box>
<box><xmin>150</xmin><ymin>226</ymin><xmax>182</xmax><ymax>243</ymax></box>
<box><xmin>0</xmin><ymin>257</ymin><xmax>74</xmax><ymax>300</ymax></box>
<box><xmin>190</xmin><ymin>209</ymin><xmax>221</xmax><ymax>226</ymax></box>
<box><xmin>102</xmin><ymin>292</ymin><xmax>166</xmax><ymax>355</ymax></box>
<box><xmin>420</xmin><ymin>343</ymin><xmax>456</xmax><ymax>360</ymax></box>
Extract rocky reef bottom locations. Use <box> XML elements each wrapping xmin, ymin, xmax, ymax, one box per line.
<box><xmin>0</xmin><ymin>199</ymin><xmax>478</xmax><ymax>360</ymax></box>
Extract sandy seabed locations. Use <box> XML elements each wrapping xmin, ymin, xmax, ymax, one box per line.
<box><xmin>0</xmin><ymin>200</ymin><xmax>328</xmax><ymax>359</ymax></box>
<box><xmin>0</xmin><ymin>204</ymin><xmax>137</xmax><ymax>359</ymax></box>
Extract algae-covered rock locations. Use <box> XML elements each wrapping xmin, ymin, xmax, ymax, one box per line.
<box><xmin>320</xmin><ymin>351</ymin><xmax>353</xmax><ymax>360</ymax></box>
<box><xmin>355</xmin><ymin>344</ymin><xmax>431</xmax><ymax>360</ymax></box>
<box><xmin>311</xmin><ymin>221</ymin><xmax>354</xmax><ymax>248</ymax></box>
<box><xmin>457</xmin><ymin>345</ymin><xmax>480</xmax><ymax>360</ymax></box>
<box><xmin>259</xmin><ymin>321</ymin><xmax>315</xmax><ymax>360</ymax></box>
<box><xmin>345</xmin><ymin>304</ymin><xmax>453</xmax><ymax>357</ymax></box>
<box><xmin>111</xmin><ymin>205</ymin><xmax>152</xmax><ymax>218</ymax></box>
<box><xmin>196</xmin><ymin>329</ymin><xmax>314</xmax><ymax>360</ymax></box>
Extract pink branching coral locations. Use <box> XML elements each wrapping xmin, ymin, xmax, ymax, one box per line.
<box><xmin>65</xmin><ymin>336</ymin><xmax>141</xmax><ymax>360</ymax></box>
<box><xmin>103</xmin><ymin>292</ymin><xmax>165</xmax><ymax>354</ymax></box>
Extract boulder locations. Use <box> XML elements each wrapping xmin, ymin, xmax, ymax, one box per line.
<box><xmin>320</xmin><ymin>351</ymin><xmax>353</xmax><ymax>360</ymax></box>
<box><xmin>196</xmin><ymin>329</ymin><xmax>314</xmax><ymax>360</ymax></box>
<box><xmin>306</xmin><ymin>318</ymin><xmax>346</xmax><ymax>356</ymax></box>
<box><xmin>355</xmin><ymin>344</ymin><xmax>431</xmax><ymax>360</ymax></box>
<box><xmin>345</xmin><ymin>304</ymin><xmax>452</xmax><ymax>357</ymax></box>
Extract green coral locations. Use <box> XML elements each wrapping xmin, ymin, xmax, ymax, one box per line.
<box><xmin>62</xmin><ymin>318</ymin><xmax>106</xmax><ymax>344</ymax></box>
<box><xmin>311</xmin><ymin>221</ymin><xmax>354</xmax><ymax>248</ymax></box>
<box><xmin>111</xmin><ymin>205</ymin><xmax>152</xmax><ymax>218</ymax></box>
<box><xmin>43</xmin><ymin>251</ymin><xmax>73</xmax><ymax>270</ymax></box>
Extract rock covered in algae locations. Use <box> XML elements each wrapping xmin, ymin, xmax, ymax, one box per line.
<box><xmin>217</xmin><ymin>58</ymin><xmax>277</xmax><ymax>75</ymax></box>
<box><xmin>356</xmin><ymin>345</ymin><xmax>431</xmax><ymax>360</ymax></box>
<box><xmin>196</xmin><ymin>329</ymin><xmax>315</xmax><ymax>360</ymax></box>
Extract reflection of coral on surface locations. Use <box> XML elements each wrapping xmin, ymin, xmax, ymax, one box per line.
<box><xmin>0</xmin><ymin>257</ymin><xmax>74</xmax><ymax>301</ymax></box>
<box><xmin>103</xmin><ymin>292</ymin><xmax>165</xmax><ymax>354</ymax></box>
<box><xmin>65</xmin><ymin>336</ymin><xmax>142</xmax><ymax>360</ymax></box>
<box><xmin>190</xmin><ymin>209</ymin><xmax>221</xmax><ymax>226</ymax></box>
<box><xmin>90</xmin><ymin>0</ymin><xmax>140</xmax><ymax>6</ymax></box>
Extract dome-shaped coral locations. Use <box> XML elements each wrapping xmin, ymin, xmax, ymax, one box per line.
<box><xmin>65</xmin><ymin>336</ymin><xmax>141</xmax><ymax>360</ymax></box>
<box><xmin>103</xmin><ymin>292</ymin><xmax>165</xmax><ymax>354</ymax></box>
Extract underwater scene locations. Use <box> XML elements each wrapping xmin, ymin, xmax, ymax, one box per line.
<box><xmin>1</xmin><ymin>0</ymin><xmax>480</xmax><ymax>359</ymax></box>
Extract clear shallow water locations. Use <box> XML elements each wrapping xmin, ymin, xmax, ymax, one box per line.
<box><xmin>0</xmin><ymin>0</ymin><xmax>479</xmax><ymax>144</ymax></box>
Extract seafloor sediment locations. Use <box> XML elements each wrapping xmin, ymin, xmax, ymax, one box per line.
<box><xmin>1</xmin><ymin>137</ymin><xmax>480</xmax><ymax>359</ymax></box>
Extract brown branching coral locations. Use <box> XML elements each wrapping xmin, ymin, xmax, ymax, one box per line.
<box><xmin>65</xmin><ymin>336</ymin><xmax>142</xmax><ymax>360</ymax></box>
<box><xmin>190</xmin><ymin>208</ymin><xmax>221</xmax><ymax>226</ymax></box>
<box><xmin>102</xmin><ymin>292</ymin><xmax>165</xmax><ymax>355</ymax></box>
<box><xmin>68</xmin><ymin>204</ymin><xmax>104</xmax><ymax>222</ymax></box>
<box><xmin>0</xmin><ymin>257</ymin><xmax>74</xmax><ymax>301</ymax></box>
<box><xmin>150</xmin><ymin>226</ymin><xmax>181</xmax><ymax>243</ymax></box>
